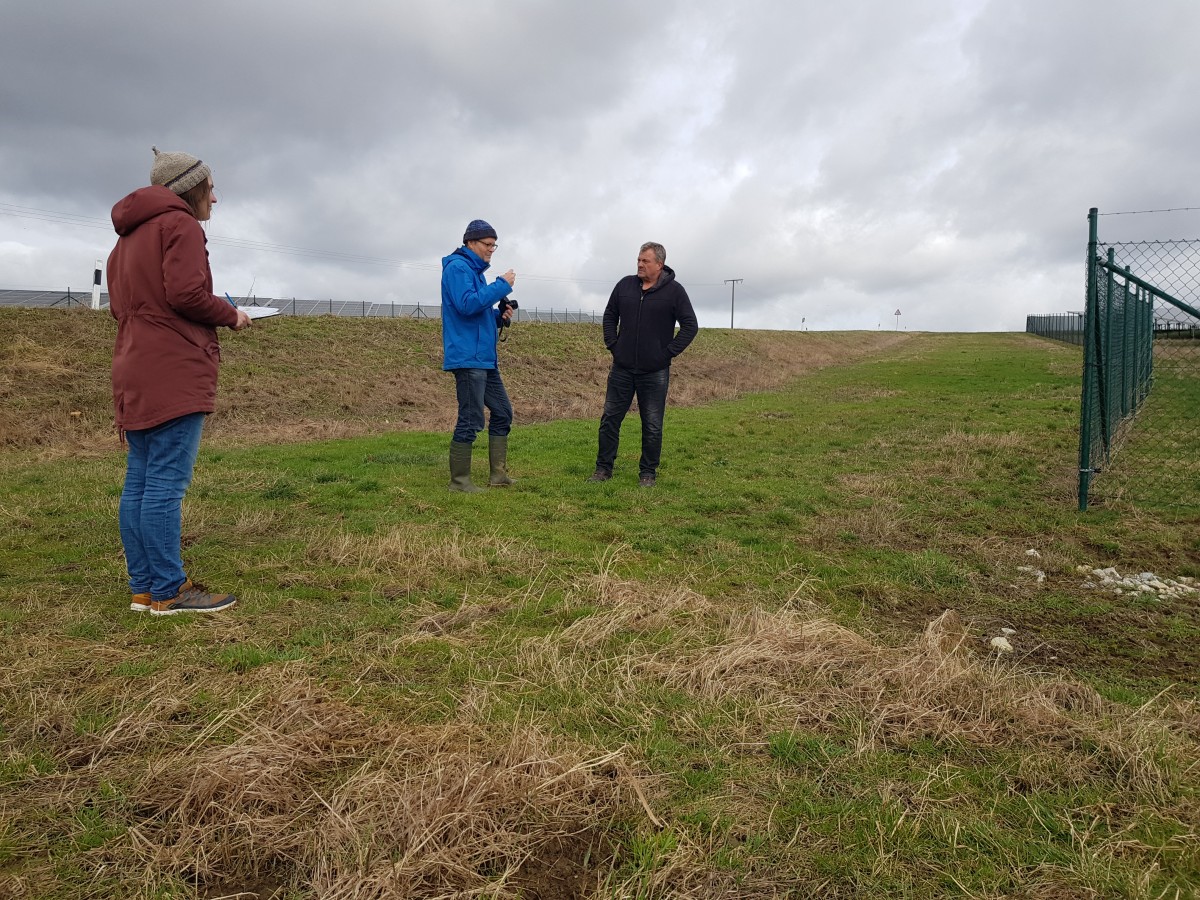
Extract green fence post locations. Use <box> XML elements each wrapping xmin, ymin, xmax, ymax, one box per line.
<box><xmin>1139</xmin><ymin>287</ymin><xmax>1146</xmax><ymax>403</ymax></box>
<box><xmin>1123</xmin><ymin>282</ymin><xmax>1132</xmax><ymax>415</ymax></box>
<box><xmin>1119</xmin><ymin>266</ymin><xmax>1130</xmax><ymax>417</ymax></box>
<box><xmin>1078</xmin><ymin>208</ymin><xmax>1099</xmax><ymax>510</ymax></box>
<box><xmin>1132</xmin><ymin>283</ymin><xmax>1142</xmax><ymax>410</ymax></box>
<box><xmin>1143</xmin><ymin>286</ymin><xmax>1152</xmax><ymax>403</ymax></box>
<box><xmin>1144</xmin><ymin>288</ymin><xmax>1151</xmax><ymax>402</ymax></box>
<box><xmin>1101</xmin><ymin>247</ymin><xmax>1116</xmax><ymax>460</ymax></box>
<box><xmin>1136</xmin><ymin>288</ymin><xmax>1145</xmax><ymax>404</ymax></box>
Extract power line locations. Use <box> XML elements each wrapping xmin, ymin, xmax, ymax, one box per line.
<box><xmin>1099</xmin><ymin>207</ymin><xmax>1200</xmax><ymax>216</ymax></box>
<box><xmin>0</xmin><ymin>203</ymin><xmax>111</xmax><ymax>231</ymax></box>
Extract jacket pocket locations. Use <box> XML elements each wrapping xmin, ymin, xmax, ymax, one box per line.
<box><xmin>647</xmin><ymin>342</ymin><xmax>670</xmax><ymax>370</ymax></box>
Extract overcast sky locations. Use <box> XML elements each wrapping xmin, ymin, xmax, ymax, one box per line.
<box><xmin>2</xmin><ymin>0</ymin><xmax>1198</xmax><ymax>331</ymax></box>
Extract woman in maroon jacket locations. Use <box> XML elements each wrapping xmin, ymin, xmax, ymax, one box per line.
<box><xmin>108</xmin><ymin>148</ymin><xmax>251</xmax><ymax>616</ymax></box>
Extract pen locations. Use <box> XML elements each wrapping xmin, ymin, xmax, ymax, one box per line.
<box><xmin>224</xmin><ymin>292</ymin><xmax>237</xmax><ymax>308</ymax></box>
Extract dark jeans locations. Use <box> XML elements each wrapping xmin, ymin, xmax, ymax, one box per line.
<box><xmin>118</xmin><ymin>412</ymin><xmax>206</xmax><ymax>600</ymax></box>
<box><xmin>452</xmin><ymin>367</ymin><xmax>512</xmax><ymax>444</ymax></box>
<box><xmin>595</xmin><ymin>363</ymin><xmax>670</xmax><ymax>477</ymax></box>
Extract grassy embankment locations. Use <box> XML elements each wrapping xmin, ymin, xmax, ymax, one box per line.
<box><xmin>1</xmin><ymin>308</ymin><xmax>1198</xmax><ymax>898</ymax></box>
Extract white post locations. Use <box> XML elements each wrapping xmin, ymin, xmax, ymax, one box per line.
<box><xmin>91</xmin><ymin>259</ymin><xmax>102</xmax><ymax>310</ymax></box>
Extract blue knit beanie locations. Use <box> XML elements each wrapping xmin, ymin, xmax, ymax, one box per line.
<box><xmin>463</xmin><ymin>219</ymin><xmax>497</xmax><ymax>243</ymax></box>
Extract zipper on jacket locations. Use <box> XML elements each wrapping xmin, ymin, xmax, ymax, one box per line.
<box><xmin>635</xmin><ymin>287</ymin><xmax>647</xmax><ymax>370</ymax></box>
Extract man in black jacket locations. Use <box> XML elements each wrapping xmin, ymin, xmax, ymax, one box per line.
<box><xmin>589</xmin><ymin>242</ymin><xmax>698</xmax><ymax>487</ymax></box>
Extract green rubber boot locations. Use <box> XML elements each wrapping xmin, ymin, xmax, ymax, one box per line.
<box><xmin>449</xmin><ymin>440</ymin><xmax>483</xmax><ymax>493</ymax></box>
<box><xmin>488</xmin><ymin>435</ymin><xmax>515</xmax><ymax>487</ymax></box>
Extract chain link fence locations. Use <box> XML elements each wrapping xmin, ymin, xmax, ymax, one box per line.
<box><xmin>1026</xmin><ymin>312</ymin><xmax>1084</xmax><ymax>345</ymax></box>
<box><xmin>1074</xmin><ymin>208</ymin><xmax>1200</xmax><ymax>509</ymax></box>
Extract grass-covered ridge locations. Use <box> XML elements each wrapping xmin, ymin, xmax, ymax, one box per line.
<box><xmin>0</xmin><ymin>307</ymin><xmax>909</xmax><ymax>454</ymax></box>
<box><xmin>1</xmin><ymin>311</ymin><xmax>1198</xmax><ymax>898</ymax></box>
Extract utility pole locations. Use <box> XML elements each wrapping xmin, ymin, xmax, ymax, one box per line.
<box><xmin>725</xmin><ymin>279</ymin><xmax>743</xmax><ymax>331</ymax></box>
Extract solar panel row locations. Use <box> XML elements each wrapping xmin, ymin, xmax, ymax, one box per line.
<box><xmin>0</xmin><ymin>290</ymin><xmax>599</xmax><ymax>322</ymax></box>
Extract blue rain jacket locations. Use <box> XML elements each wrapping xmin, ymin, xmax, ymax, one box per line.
<box><xmin>440</xmin><ymin>246</ymin><xmax>513</xmax><ymax>370</ymax></box>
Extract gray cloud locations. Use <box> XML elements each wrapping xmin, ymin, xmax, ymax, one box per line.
<box><xmin>2</xmin><ymin>0</ymin><xmax>1197</xmax><ymax>331</ymax></box>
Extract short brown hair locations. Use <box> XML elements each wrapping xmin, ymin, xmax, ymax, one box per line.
<box><xmin>640</xmin><ymin>242</ymin><xmax>666</xmax><ymax>264</ymax></box>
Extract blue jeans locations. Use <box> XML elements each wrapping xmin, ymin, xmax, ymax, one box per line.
<box><xmin>452</xmin><ymin>368</ymin><xmax>512</xmax><ymax>444</ymax></box>
<box><xmin>118</xmin><ymin>412</ymin><xmax>206</xmax><ymax>601</ymax></box>
<box><xmin>595</xmin><ymin>364</ymin><xmax>670</xmax><ymax>477</ymax></box>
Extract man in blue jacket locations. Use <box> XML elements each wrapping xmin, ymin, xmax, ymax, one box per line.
<box><xmin>441</xmin><ymin>219</ymin><xmax>517</xmax><ymax>492</ymax></box>
<box><xmin>589</xmin><ymin>242</ymin><xmax>698</xmax><ymax>487</ymax></box>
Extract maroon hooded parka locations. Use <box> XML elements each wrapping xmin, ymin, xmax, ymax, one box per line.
<box><xmin>107</xmin><ymin>185</ymin><xmax>238</xmax><ymax>433</ymax></box>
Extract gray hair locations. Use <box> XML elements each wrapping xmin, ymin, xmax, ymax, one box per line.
<box><xmin>639</xmin><ymin>242</ymin><xmax>666</xmax><ymax>264</ymax></box>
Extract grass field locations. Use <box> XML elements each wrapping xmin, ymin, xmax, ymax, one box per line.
<box><xmin>1</xmin><ymin>310</ymin><xmax>1198</xmax><ymax>898</ymax></box>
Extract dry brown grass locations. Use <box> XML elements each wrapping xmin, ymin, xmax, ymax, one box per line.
<box><xmin>5</xmin><ymin>551</ymin><xmax>1200</xmax><ymax>896</ymax></box>
<box><xmin>0</xmin><ymin>314</ymin><xmax>116</xmax><ymax>455</ymax></box>
<box><xmin>308</xmin><ymin>525</ymin><xmax>501</xmax><ymax>579</ymax></box>
<box><xmin>297</xmin><ymin>525</ymin><xmax>537</xmax><ymax>607</ymax></box>
<box><xmin>5</xmin><ymin>670</ymin><xmax>640</xmax><ymax>899</ymax></box>
<box><xmin>499</xmin><ymin>566</ymin><xmax>1200</xmax><ymax>895</ymax></box>
<box><xmin>518</xmin><ymin>553</ymin><xmax>1200</xmax><ymax>792</ymax></box>
<box><xmin>0</xmin><ymin>307</ymin><xmax>911</xmax><ymax>456</ymax></box>
<box><xmin>518</xmin><ymin>557</ymin><xmax>1200</xmax><ymax>781</ymax></box>
<box><xmin>662</xmin><ymin>608</ymin><xmax>1199</xmax><ymax>796</ymax></box>
<box><xmin>515</xmin><ymin>552</ymin><xmax>713</xmax><ymax>693</ymax></box>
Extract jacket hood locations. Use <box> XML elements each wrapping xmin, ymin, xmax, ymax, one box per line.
<box><xmin>647</xmin><ymin>264</ymin><xmax>676</xmax><ymax>291</ymax></box>
<box><xmin>111</xmin><ymin>185</ymin><xmax>193</xmax><ymax>236</ymax></box>
<box><xmin>442</xmin><ymin>245</ymin><xmax>488</xmax><ymax>273</ymax></box>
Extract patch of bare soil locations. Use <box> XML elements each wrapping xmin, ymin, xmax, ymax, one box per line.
<box><xmin>0</xmin><ymin>307</ymin><xmax>912</xmax><ymax>455</ymax></box>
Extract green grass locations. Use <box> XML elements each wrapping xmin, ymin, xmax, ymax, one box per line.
<box><xmin>1</xmin><ymin>330</ymin><xmax>1198</xmax><ymax>897</ymax></box>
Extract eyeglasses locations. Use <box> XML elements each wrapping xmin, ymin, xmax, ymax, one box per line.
<box><xmin>475</xmin><ymin>240</ymin><xmax>498</xmax><ymax>250</ymax></box>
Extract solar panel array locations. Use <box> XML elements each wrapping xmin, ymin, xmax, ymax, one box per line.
<box><xmin>0</xmin><ymin>289</ymin><xmax>599</xmax><ymax>323</ymax></box>
<box><xmin>0</xmin><ymin>289</ymin><xmax>101</xmax><ymax>308</ymax></box>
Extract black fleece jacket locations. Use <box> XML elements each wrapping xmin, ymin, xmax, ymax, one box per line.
<box><xmin>602</xmin><ymin>265</ymin><xmax>698</xmax><ymax>373</ymax></box>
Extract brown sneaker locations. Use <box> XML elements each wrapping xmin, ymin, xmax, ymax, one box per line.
<box><xmin>638</xmin><ymin>475</ymin><xmax>656</xmax><ymax>488</ymax></box>
<box><xmin>150</xmin><ymin>580</ymin><xmax>237</xmax><ymax>616</ymax></box>
<box><xmin>587</xmin><ymin>469</ymin><xmax>612</xmax><ymax>482</ymax></box>
<box><xmin>130</xmin><ymin>592</ymin><xmax>152</xmax><ymax>613</ymax></box>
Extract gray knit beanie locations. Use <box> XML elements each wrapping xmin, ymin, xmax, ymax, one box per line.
<box><xmin>463</xmin><ymin>219</ymin><xmax>497</xmax><ymax>243</ymax></box>
<box><xmin>150</xmin><ymin>146</ymin><xmax>211</xmax><ymax>195</ymax></box>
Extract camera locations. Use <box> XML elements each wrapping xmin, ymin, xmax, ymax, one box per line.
<box><xmin>496</xmin><ymin>296</ymin><xmax>518</xmax><ymax>329</ymax></box>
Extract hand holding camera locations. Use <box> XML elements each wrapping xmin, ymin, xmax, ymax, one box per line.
<box><xmin>497</xmin><ymin>296</ymin><xmax>519</xmax><ymax>329</ymax></box>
